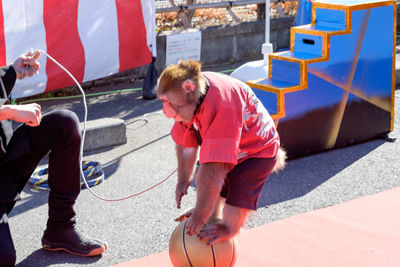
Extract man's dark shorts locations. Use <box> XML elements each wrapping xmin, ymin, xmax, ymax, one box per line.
<box><xmin>220</xmin><ymin>157</ymin><xmax>277</xmax><ymax>210</ymax></box>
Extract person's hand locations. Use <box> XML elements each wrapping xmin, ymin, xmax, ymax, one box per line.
<box><xmin>174</xmin><ymin>208</ymin><xmax>193</xmax><ymax>222</ymax></box>
<box><xmin>7</xmin><ymin>103</ymin><xmax>42</xmax><ymax>127</ymax></box>
<box><xmin>13</xmin><ymin>49</ymin><xmax>41</xmax><ymax>79</ymax></box>
<box><xmin>175</xmin><ymin>180</ymin><xmax>190</xmax><ymax>209</ymax></box>
<box><xmin>185</xmin><ymin>212</ymin><xmax>207</xmax><ymax>236</ymax></box>
<box><xmin>198</xmin><ymin>222</ymin><xmax>231</xmax><ymax>246</ymax></box>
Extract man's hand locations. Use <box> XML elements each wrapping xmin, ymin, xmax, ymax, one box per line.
<box><xmin>0</xmin><ymin>103</ymin><xmax>42</xmax><ymax>127</ymax></box>
<box><xmin>13</xmin><ymin>49</ymin><xmax>41</xmax><ymax>79</ymax></box>
<box><xmin>185</xmin><ymin>211</ymin><xmax>207</xmax><ymax>236</ymax></box>
<box><xmin>183</xmin><ymin>162</ymin><xmax>230</xmax><ymax>236</ymax></box>
<box><xmin>175</xmin><ymin>144</ymin><xmax>198</xmax><ymax>208</ymax></box>
<box><xmin>175</xmin><ymin>180</ymin><xmax>190</xmax><ymax>209</ymax></box>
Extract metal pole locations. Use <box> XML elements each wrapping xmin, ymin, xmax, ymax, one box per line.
<box><xmin>261</xmin><ymin>0</ymin><xmax>273</xmax><ymax>64</ymax></box>
<box><xmin>265</xmin><ymin>0</ymin><xmax>270</xmax><ymax>44</ymax></box>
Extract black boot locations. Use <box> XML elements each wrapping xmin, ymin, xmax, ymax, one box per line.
<box><xmin>41</xmin><ymin>227</ymin><xmax>108</xmax><ymax>257</ymax></box>
<box><xmin>0</xmin><ymin>205</ymin><xmax>16</xmax><ymax>266</ymax></box>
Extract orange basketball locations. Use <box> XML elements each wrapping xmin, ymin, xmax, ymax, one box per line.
<box><xmin>169</xmin><ymin>218</ymin><xmax>237</xmax><ymax>267</ymax></box>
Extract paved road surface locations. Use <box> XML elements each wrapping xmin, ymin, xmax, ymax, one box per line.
<box><xmin>10</xmin><ymin>69</ymin><xmax>400</xmax><ymax>267</ymax></box>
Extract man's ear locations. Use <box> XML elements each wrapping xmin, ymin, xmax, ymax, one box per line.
<box><xmin>182</xmin><ymin>80</ymin><xmax>195</xmax><ymax>93</ymax></box>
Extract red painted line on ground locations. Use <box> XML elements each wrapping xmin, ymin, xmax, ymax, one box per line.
<box><xmin>112</xmin><ymin>187</ymin><xmax>400</xmax><ymax>266</ymax></box>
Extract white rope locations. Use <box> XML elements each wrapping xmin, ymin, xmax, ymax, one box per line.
<box><xmin>38</xmin><ymin>49</ymin><xmax>176</xmax><ymax>201</ymax></box>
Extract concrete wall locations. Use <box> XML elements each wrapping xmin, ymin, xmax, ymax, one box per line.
<box><xmin>154</xmin><ymin>17</ymin><xmax>293</xmax><ymax>72</ymax></box>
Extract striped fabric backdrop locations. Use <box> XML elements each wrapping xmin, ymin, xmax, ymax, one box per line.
<box><xmin>0</xmin><ymin>0</ymin><xmax>156</xmax><ymax>99</ymax></box>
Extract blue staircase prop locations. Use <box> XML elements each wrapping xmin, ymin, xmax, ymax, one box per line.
<box><xmin>294</xmin><ymin>0</ymin><xmax>313</xmax><ymax>26</ymax></box>
<box><xmin>247</xmin><ymin>0</ymin><xmax>396</xmax><ymax>158</ymax></box>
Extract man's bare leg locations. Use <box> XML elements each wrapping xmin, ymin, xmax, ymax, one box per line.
<box><xmin>210</xmin><ymin>197</ymin><xmax>226</xmax><ymax>219</ymax></box>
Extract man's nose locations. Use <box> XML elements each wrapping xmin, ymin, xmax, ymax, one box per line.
<box><xmin>163</xmin><ymin>101</ymin><xmax>177</xmax><ymax>119</ymax></box>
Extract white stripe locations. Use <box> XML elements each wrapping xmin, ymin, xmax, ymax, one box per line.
<box><xmin>3</xmin><ymin>0</ymin><xmax>48</xmax><ymax>98</ymax></box>
<box><xmin>77</xmin><ymin>0</ymin><xmax>119</xmax><ymax>83</ymax></box>
<box><xmin>141</xmin><ymin>0</ymin><xmax>157</xmax><ymax>57</ymax></box>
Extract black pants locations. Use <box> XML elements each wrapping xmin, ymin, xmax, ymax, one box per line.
<box><xmin>0</xmin><ymin>109</ymin><xmax>81</xmax><ymax>266</ymax></box>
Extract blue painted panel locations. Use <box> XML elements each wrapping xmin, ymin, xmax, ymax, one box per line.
<box><xmin>256</xmin><ymin>77</ymin><xmax>298</xmax><ymax>88</ymax></box>
<box><xmin>308</xmin><ymin>9</ymin><xmax>371</xmax><ymax>88</ymax></box>
<box><xmin>271</xmin><ymin>59</ymin><xmax>301</xmax><ymax>84</ymax></box>
<box><xmin>315</xmin><ymin>8</ymin><xmax>346</xmax><ymax>30</ymax></box>
<box><xmin>294</xmin><ymin>0</ymin><xmax>312</xmax><ymax>26</ymax></box>
<box><xmin>313</xmin><ymin>24</ymin><xmax>347</xmax><ymax>32</ymax></box>
<box><xmin>294</xmin><ymin>33</ymin><xmax>324</xmax><ymax>56</ymax></box>
<box><xmin>251</xmin><ymin>87</ymin><xmax>277</xmax><ymax>115</ymax></box>
<box><xmin>281</xmin><ymin>72</ymin><xmax>347</xmax><ymax>121</ymax></box>
<box><xmin>279</xmin><ymin>51</ymin><xmax>321</xmax><ymax>60</ymax></box>
<box><xmin>270</xmin><ymin>0</ymin><xmax>394</xmax><ymax>158</ymax></box>
<box><xmin>351</xmin><ymin>5</ymin><xmax>394</xmax><ymax>99</ymax></box>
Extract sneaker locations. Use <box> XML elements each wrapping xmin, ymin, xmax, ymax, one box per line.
<box><xmin>41</xmin><ymin>228</ymin><xmax>108</xmax><ymax>257</ymax></box>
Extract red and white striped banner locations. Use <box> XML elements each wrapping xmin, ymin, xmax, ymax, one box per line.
<box><xmin>0</xmin><ymin>0</ymin><xmax>156</xmax><ymax>99</ymax></box>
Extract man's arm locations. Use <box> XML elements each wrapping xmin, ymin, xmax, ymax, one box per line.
<box><xmin>175</xmin><ymin>144</ymin><xmax>199</xmax><ymax>208</ymax></box>
<box><xmin>0</xmin><ymin>66</ymin><xmax>17</xmax><ymax>106</ymax></box>
<box><xmin>0</xmin><ymin>50</ymin><xmax>41</xmax><ymax>106</ymax></box>
<box><xmin>185</xmin><ymin>162</ymin><xmax>230</xmax><ymax>235</ymax></box>
<box><xmin>0</xmin><ymin>103</ymin><xmax>42</xmax><ymax>127</ymax></box>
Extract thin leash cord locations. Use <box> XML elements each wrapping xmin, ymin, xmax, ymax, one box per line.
<box><xmin>38</xmin><ymin>49</ymin><xmax>177</xmax><ymax>201</ymax></box>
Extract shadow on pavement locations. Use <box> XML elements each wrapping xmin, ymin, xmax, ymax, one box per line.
<box><xmin>9</xmin><ymin>132</ymin><xmax>171</xmax><ymax>217</ymax></box>
<box><xmin>15</xmin><ymin>249</ymin><xmax>102</xmax><ymax>267</ymax></box>
<box><xmin>257</xmin><ymin>138</ymin><xmax>386</xmax><ymax>207</ymax></box>
<box><xmin>8</xmin><ymin>186</ymin><xmax>49</xmax><ymax>218</ymax></box>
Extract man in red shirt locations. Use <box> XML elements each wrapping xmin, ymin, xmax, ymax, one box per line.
<box><xmin>157</xmin><ymin>59</ymin><xmax>285</xmax><ymax>245</ymax></box>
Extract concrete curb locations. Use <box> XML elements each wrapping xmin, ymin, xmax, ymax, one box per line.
<box><xmin>81</xmin><ymin>118</ymin><xmax>126</xmax><ymax>151</ymax></box>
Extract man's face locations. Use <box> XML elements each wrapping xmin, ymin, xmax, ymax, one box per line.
<box><xmin>159</xmin><ymin>89</ymin><xmax>195</xmax><ymax>123</ymax></box>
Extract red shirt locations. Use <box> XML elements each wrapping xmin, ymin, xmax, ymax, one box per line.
<box><xmin>171</xmin><ymin>72</ymin><xmax>280</xmax><ymax>165</ymax></box>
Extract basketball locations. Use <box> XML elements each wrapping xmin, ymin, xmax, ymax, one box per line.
<box><xmin>169</xmin><ymin>217</ymin><xmax>237</xmax><ymax>267</ymax></box>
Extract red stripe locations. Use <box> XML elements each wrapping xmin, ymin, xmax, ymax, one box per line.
<box><xmin>0</xmin><ymin>3</ymin><xmax>6</xmax><ymax>66</ymax></box>
<box><xmin>43</xmin><ymin>0</ymin><xmax>85</xmax><ymax>92</ymax></box>
<box><xmin>115</xmin><ymin>0</ymin><xmax>152</xmax><ymax>72</ymax></box>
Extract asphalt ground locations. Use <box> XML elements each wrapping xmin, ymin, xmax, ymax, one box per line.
<box><xmin>9</xmin><ymin>62</ymin><xmax>400</xmax><ymax>267</ymax></box>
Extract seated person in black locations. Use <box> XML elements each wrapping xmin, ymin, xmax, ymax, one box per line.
<box><xmin>0</xmin><ymin>50</ymin><xmax>107</xmax><ymax>267</ymax></box>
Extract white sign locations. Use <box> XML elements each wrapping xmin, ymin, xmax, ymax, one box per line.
<box><xmin>166</xmin><ymin>30</ymin><xmax>201</xmax><ymax>66</ymax></box>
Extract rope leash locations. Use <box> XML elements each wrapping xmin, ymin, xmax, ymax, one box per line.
<box><xmin>29</xmin><ymin>160</ymin><xmax>104</xmax><ymax>189</ymax></box>
<box><xmin>37</xmin><ymin>49</ymin><xmax>176</xmax><ymax>201</ymax></box>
